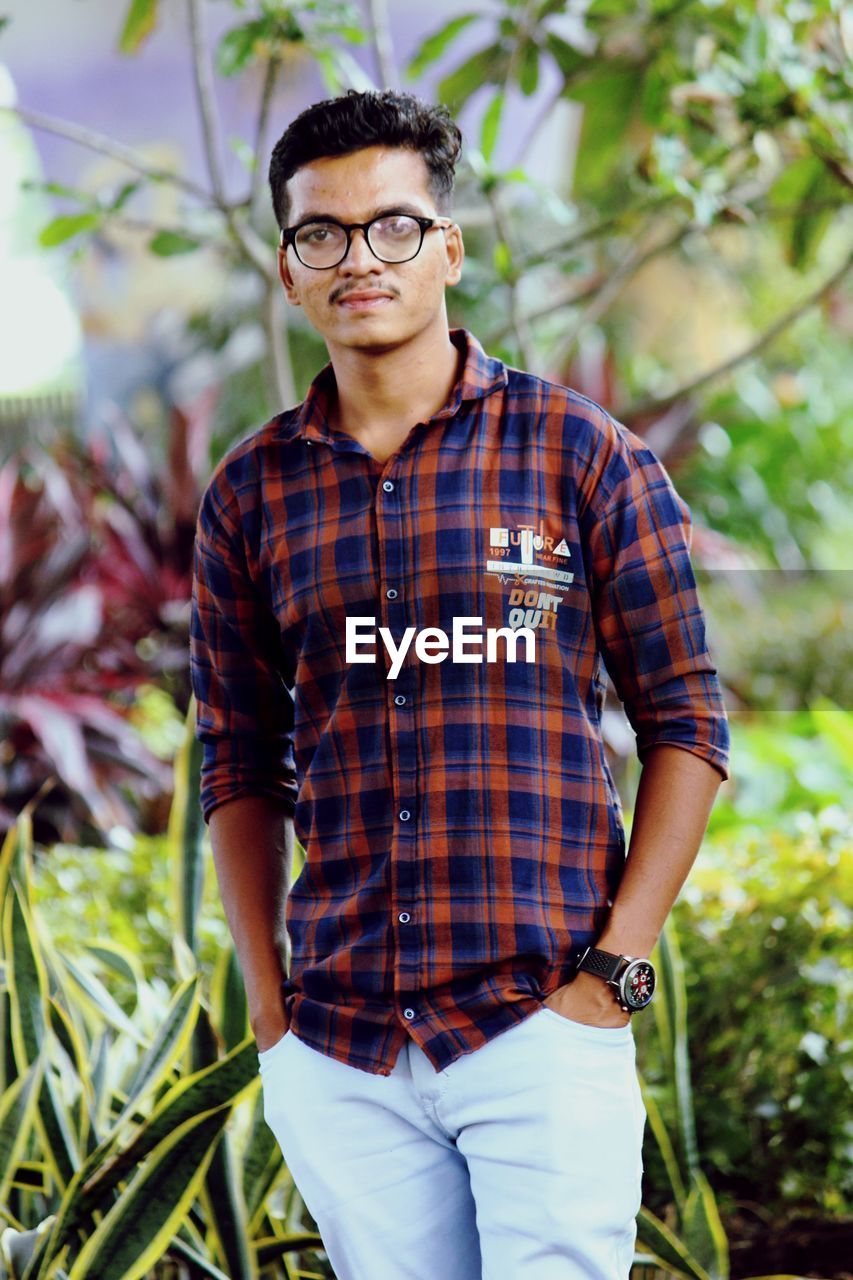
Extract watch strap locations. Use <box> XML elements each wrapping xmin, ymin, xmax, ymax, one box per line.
<box><xmin>577</xmin><ymin>946</ymin><xmax>625</xmax><ymax>982</ymax></box>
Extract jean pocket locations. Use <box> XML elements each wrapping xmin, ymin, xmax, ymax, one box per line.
<box><xmin>538</xmin><ymin>1005</ymin><xmax>633</xmax><ymax>1045</ymax></box>
<box><xmin>257</xmin><ymin>1029</ymin><xmax>290</xmax><ymax>1065</ymax></box>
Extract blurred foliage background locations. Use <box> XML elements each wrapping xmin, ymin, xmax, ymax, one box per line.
<box><xmin>0</xmin><ymin>0</ymin><xmax>851</xmax><ymax>1276</ymax></box>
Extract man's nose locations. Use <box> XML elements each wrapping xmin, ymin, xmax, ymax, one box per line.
<box><xmin>338</xmin><ymin>227</ymin><xmax>381</xmax><ymax>271</ymax></box>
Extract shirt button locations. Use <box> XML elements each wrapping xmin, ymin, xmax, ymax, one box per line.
<box><xmin>403</xmin><ymin>1008</ymin><xmax>416</xmax><ymax>1020</ymax></box>
<box><xmin>382</xmin><ymin>480</ymin><xmax>394</xmax><ymax>492</ymax></box>
<box><xmin>398</xmin><ymin>911</ymin><xmax>411</xmax><ymax>923</ymax></box>
<box><xmin>399</xmin><ymin>809</ymin><xmax>411</xmax><ymax>821</ymax></box>
<box><xmin>394</xmin><ymin>694</ymin><xmax>406</xmax><ymax>706</ymax></box>
<box><xmin>386</xmin><ymin>588</ymin><xmax>398</xmax><ymax>599</ymax></box>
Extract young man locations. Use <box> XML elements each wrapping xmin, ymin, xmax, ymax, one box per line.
<box><xmin>190</xmin><ymin>90</ymin><xmax>730</xmax><ymax>1280</ymax></box>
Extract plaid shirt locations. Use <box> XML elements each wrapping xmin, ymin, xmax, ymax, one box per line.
<box><xmin>190</xmin><ymin>327</ymin><xmax>730</xmax><ymax>1076</ymax></box>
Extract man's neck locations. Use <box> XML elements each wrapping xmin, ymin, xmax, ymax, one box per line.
<box><xmin>325</xmin><ymin>316</ymin><xmax>463</xmax><ymax>439</ymax></box>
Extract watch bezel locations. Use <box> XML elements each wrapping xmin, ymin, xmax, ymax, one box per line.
<box><xmin>618</xmin><ymin>957</ymin><xmax>656</xmax><ymax>1011</ymax></box>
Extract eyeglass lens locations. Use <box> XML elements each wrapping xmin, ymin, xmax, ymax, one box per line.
<box><xmin>294</xmin><ymin>215</ymin><xmax>423</xmax><ymax>267</ymax></box>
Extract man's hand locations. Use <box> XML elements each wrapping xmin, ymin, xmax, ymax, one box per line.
<box><xmin>543</xmin><ymin>970</ymin><xmax>631</xmax><ymax>1028</ymax></box>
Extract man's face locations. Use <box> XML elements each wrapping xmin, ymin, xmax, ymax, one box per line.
<box><xmin>277</xmin><ymin>145</ymin><xmax>464</xmax><ymax>351</ymax></box>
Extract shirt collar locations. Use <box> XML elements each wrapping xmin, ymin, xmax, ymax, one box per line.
<box><xmin>279</xmin><ymin>327</ymin><xmax>508</xmax><ymax>447</ymax></box>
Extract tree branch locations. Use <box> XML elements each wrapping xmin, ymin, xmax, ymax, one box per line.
<box><xmin>97</xmin><ymin>213</ymin><xmax>236</xmax><ymax>254</ymax></box>
<box><xmin>364</xmin><ymin>0</ymin><xmax>396</xmax><ymax>89</ymax></box>
<box><xmin>2</xmin><ymin>103</ymin><xmax>211</xmax><ymax>201</ymax></box>
<box><xmin>6</xmin><ymin>99</ymin><xmax>275</xmax><ymax>281</ymax></box>
<box><xmin>487</xmin><ymin>219</ymin><xmax>692</xmax><ymax>346</ymax></box>
<box><xmin>186</xmin><ymin>0</ymin><xmax>226</xmax><ymax>206</ymax></box>
<box><xmin>184</xmin><ymin>0</ymin><xmax>275</xmax><ymax>281</ymax></box>
<box><xmin>484</xmin><ymin>182</ymin><xmax>537</xmax><ymax>371</ymax></box>
<box><xmin>249</xmin><ymin>55</ymin><xmax>281</xmax><ymax>226</ymax></box>
<box><xmin>264</xmin><ymin>284</ymin><xmax>296</xmax><ymax>411</ymax></box>
<box><xmin>616</xmin><ymin>248</ymin><xmax>853</xmax><ymax>421</ymax></box>
<box><xmin>540</xmin><ymin>213</ymin><xmax>670</xmax><ymax>377</ymax></box>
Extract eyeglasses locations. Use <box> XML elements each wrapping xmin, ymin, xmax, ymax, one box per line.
<box><xmin>279</xmin><ymin>212</ymin><xmax>455</xmax><ymax>270</ymax></box>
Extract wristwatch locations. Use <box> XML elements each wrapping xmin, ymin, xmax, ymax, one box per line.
<box><xmin>575</xmin><ymin>945</ymin><xmax>657</xmax><ymax>1013</ymax></box>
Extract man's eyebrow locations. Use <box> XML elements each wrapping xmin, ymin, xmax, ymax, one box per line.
<box><xmin>290</xmin><ymin>202</ymin><xmax>429</xmax><ymax>224</ymax></box>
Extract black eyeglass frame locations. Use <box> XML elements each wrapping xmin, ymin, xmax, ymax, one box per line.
<box><xmin>278</xmin><ymin>213</ymin><xmax>455</xmax><ymax>269</ymax></box>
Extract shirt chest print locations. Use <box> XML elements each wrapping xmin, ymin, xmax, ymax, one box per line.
<box><xmin>485</xmin><ymin>519</ymin><xmax>574</xmax><ymax>633</ymax></box>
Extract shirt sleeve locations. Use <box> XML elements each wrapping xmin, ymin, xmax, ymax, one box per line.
<box><xmin>585</xmin><ymin>423</ymin><xmax>731</xmax><ymax>782</ymax></box>
<box><xmin>190</xmin><ymin>470</ymin><xmax>298</xmax><ymax>824</ymax></box>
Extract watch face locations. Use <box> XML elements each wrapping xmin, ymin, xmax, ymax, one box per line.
<box><xmin>624</xmin><ymin>960</ymin><xmax>656</xmax><ymax>1010</ymax></box>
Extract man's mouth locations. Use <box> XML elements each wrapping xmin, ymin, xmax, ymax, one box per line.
<box><xmin>336</xmin><ymin>292</ymin><xmax>395</xmax><ymax>311</ymax></box>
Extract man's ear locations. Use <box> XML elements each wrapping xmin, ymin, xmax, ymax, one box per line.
<box><xmin>277</xmin><ymin>247</ymin><xmax>302</xmax><ymax>306</ymax></box>
<box><xmin>444</xmin><ymin>224</ymin><xmax>464</xmax><ymax>289</ymax></box>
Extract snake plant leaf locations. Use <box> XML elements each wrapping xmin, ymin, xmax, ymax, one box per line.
<box><xmin>635</xmin><ymin>1205</ymin><xmax>713</xmax><ymax>1280</ymax></box>
<box><xmin>58</xmin><ymin>955</ymin><xmax>145</xmax><ymax>1047</ymax></box>
<box><xmin>5</xmin><ymin>879</ymin><xmax>79</xmax><ymax>1191</ymax></box>
<box><xmin>111</xmin><ymin>973</ymin><xmax>200</xmax><ymax>1132</ymax></box>
<box><xmin>4</xmin><ymin>877</ymin><xmax>49</xmax><ymax>1064</ymax></box>
<box><xmin>0</xmin><ymin>1054</ymin><xmax>46</xmax><ymax>1207</ymax></box>
<box><xmin>82</xmin><ymin>941</ymin><xmax>145</xmax><ymax>991</ymax></box>
<box><xmin>638</xmin><ymin>1072</ymin><xmax>686</xmax><ymax>1209</ymax></box>
<box><xmin>66</xmin><ymin>1106</ymin><xmax>230</xmax><ymax>1280</ymax></box>
<box><xmin>658</xmin><ymin>920</ymin><xmax>700</xmax><ymax>1177</ymax></box>
<box><xmin>682</xmin><ymin>1168</ymin><xmax>730</xmax><ymax>1280</ymax></box>
<box><xmin>80</xmin><ymin>1038</ymin><xmax>260</xmax><ymax>1208</ymax></box>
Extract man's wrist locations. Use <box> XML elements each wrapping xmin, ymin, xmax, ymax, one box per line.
<box><xmin>571</xmin><ymin>968</ymin><xmax>628</xmax><ymax>1013</ymax></box>
<box><xmin>596</xmin><ymin>903</ymin><xmax>661</xmax><ymax>958</ymax></box>
<box><xmin>576</xmin><ymin>945</ymin><xmax>657</xmax><ymax>1012</ymax></box>
<box><xmin>249</xmin><ymin>977</ymin><xmax>290</xmax><ymax>1034</ymax></box>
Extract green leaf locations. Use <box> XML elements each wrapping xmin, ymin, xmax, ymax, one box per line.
<box><xmin>113</xmin><ymin>975</ymin><xmax>200</xmax><ymax>1132</ymax></box>
<box><xmin>682</xmin><ymin>1169</ymin><xmax>730</xmax><ymax>1279</ymax></box>
<box><xmin>766</xmin><ymin>154</ymin><xmax>842</xmax><ymax>271</ymax></box>
<box><xmin>517</xmin><ymin>39</ymin><xmax>540</xmax><ymax>96</ymax></box>
<box><xmin>493</xmin><ymin>239</ymin><xmax>513</xmax><ymax>281</ymax></box>
<box><xmin>811</xmin><ymin>696</ymin><xmax>853</xmax><ymax>771</ymax></box>
<box><xmin>480</xmin><ymin>91</ymin><xmax>505</xmax><ymax>164</ymax></box>
<box><xmin>570</xmin><ymin>64</ymin><xmax>644</xmax><ymax>199</ymax></box>
<box><xmin>0</xmin><ymin>1057</ymin><xmax>45</xmax><ymax>1211</ymax></box>
<box><xmin>639</xmin><ymin>1075</ymin><xmax>687</xmax><ymax>1209</ymax></box>
<box><xmin>635</xmin><ymin>1205</ymin><xmax>714</xmax><ymax>1280</ymax></box>
<box><xmin>544</xmin><ymin>31</ymin><xmax>588</xmax><ymax>82</ymax></box>
<box><xmin>229</xmin><ymin>136</ymin><xmax>257</xmax><ymax>173</ymax></box>
<box><xmin>172</xmin><ymin>701</ymin><xmax>206</xmax><ymax>962</ymax></box>
<box><xmin>216</xmin><ymin>19</ymin><xmax>267</xmax><ymax>77</ymax></box>
<box><xmin>66</xmin><ymin>1107</ymin><xmax>230</xmax><ymax>1280</ymax></box>
<box><xmin>313</xmin><ymin>47</ymin><xmax>343</xmax><ymax>95</ymax></box>
<box><xmin>29</xmin><ymin>1042</ymin><xmax>257</xmax><ymax>1277</ymax></box>
<box><xmin>405</xmin><ymin>14</ymin><xmax>481</xmax><ymax>81</ymax></box>
<box><xmin>657</xmin><ymin>921</ymin><xmax>700</xmax><ymax>1179</ymax></box>
<box><xmin>60</xmin><ymin>953</ymin><xmax>145</xmax><ymax>1045</ymax></box>
<box><xmin>38</xmin><ymin>213</ymin><xmax>101</xmax><ymax>247</ymax></box>
<box><xmin>21</xmin><ymin>179</ymin><xmax>93</xmax><ymax>205</ymax></box>
<box><xmin>5</xmin><ymin>877</ymin><xmax>49</xmax><ymax>1063</ymax></box>
<box><xmin>110</xmin><ymin>179</ymin><xmax>144</xmax><ymax>212</ymax></box>
<box><xmin>438</xmin><ymin>43</ymin><xmax>509</xmax><ymax>112</ymax></box>
<box><xmin>148</xmin><ymin>231</ymin><xmax>202</xmax><ymax>256</ymax></box>
<box><xmin>118</xmin><ymin>0</ymin><xmax>160</xmax><ymax>55</ymax></box>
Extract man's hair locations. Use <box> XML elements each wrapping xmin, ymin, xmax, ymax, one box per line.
<box><xmin>268</xmin><ymin>89</ymin><xmax>463</xmax><ymax>230</ymax></box>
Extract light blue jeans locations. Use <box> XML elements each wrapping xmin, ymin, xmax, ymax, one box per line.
<box><xmin>259</xmin><ymin>1004</ymin><xmax>646</xmax><ymax>1279</ymax></box>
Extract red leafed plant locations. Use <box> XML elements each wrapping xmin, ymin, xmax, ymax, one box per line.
<box><xmin>0</xmin><ymin>388</ymin><xmax>218</xmax><ymax>844</ymax></box>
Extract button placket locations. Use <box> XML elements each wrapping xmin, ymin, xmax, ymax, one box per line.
<box><xmin>376</xmin><ymin>466</ymin><xmax>421</xmax><ymax>1006</ymax></box>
